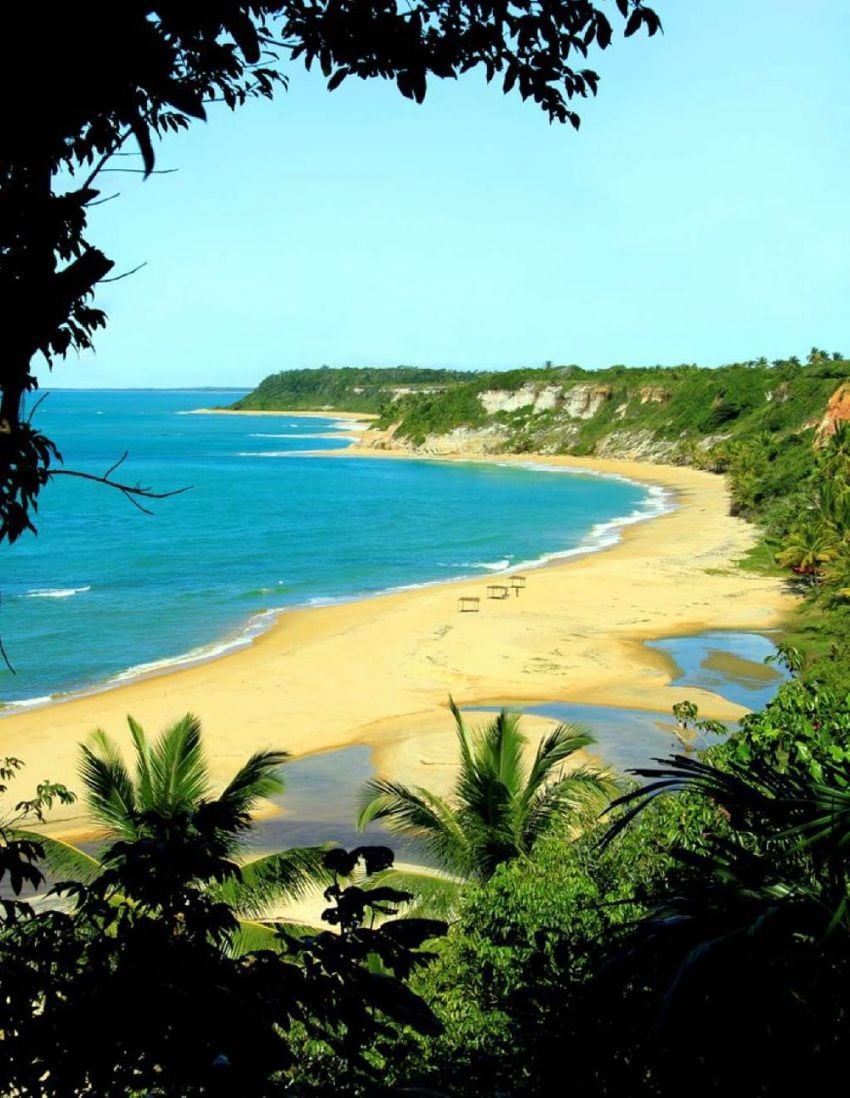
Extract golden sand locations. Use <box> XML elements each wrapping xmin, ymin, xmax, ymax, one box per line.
<box><xmin>0</xmin><ymin>444</ymin><xmax>795</xmax><ymax>829</ymax></box>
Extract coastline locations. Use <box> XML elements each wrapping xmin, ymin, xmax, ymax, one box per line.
<box><xmin>0</xmin><ymin>436</ymin><xmax>797</xmax><ymax>824</ymax></box>
<box><xmin>189</xmin><ymin>407</ymin><xmax>377</xmax><ymax>421</ymax></box>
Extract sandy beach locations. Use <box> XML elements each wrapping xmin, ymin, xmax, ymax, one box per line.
<box><xmin>0</xmin><ymin>440</ymin><xmax>796</xmax><ymax>827</ymax></box>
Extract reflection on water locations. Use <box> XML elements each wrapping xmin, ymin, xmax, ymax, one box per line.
<box><xmin>646</xmin><ymin>630</ymin><xmax>787</xmax><ymax>711</ymax></box>
<box><xmin>246</xmin><ymin>746</ymin><xmax>375</xmax><ymax>855</ymax></box>
<box><xmin>248</xmin><ymin>746</ymin><xmax>421</xmax><ymax>861</ymax></box>
<box><xmin>470</xmin><ymin>700</ymin><xmax>727</xmax><ymax>777</ymax></box>
<box><xmin>472</xmin><ymin>630</ymin><xmax>787</xmax><ymax>778</ymax></box>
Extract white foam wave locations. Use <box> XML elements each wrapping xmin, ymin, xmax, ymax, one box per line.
<box><xmin>107</xmin><ymin>609</ymin><xmax>281</xmax><ymax>685</ymax></box>
<box><xmin>22</xmin><ymin>586</ymin><xmax>90</xmax><ymax>599</ymax></box>
<box><xmin>249</xmin><ymin>432</ymin><xmax>331</xmax><ymax>440</ymax></box>
<box><xmin>236</xmin><ymin>450</ymin><xmax>317</xmax><ymax>457</ymax></box>
<box><xmin>5</xmin><ymin>695</ymin><xmax>55</xmax><ymax>711</ymax></box>
<box><xmin>473</xmin><ymin>559</ymin><xmax>511</xmax><ymax>571</ymax></box>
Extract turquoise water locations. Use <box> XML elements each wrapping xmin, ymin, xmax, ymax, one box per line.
<box><xmin>1</xmin><ymin>390</ymin><xmax>663</xmax><ymax>705</ymax></box>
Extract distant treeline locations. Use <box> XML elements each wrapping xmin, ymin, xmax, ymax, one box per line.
<box><xmin>230</xmin><ymin>365</ymin><xmax>477</xmax><ymax>413</ymax></box>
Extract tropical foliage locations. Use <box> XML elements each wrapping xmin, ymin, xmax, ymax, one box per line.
<box><xmin>598</xmin><ymin>738</ymin><xmax>850</xmax><ymax>1094</ymax></box>
<box><xmin>358</xmin><ymin>702</ymin><xmax>617</xmax><ymax>880</ymax></box>
<box><xmin>0</xmin><ymin>744</ymin><xmax>446</xmax><ymax>1096</ymax></box>
<box><xmin>27</xmin><ymin>713</ymin><xmax>332</xmax><ymax>947</ymax></box>
<box><xmin>4</xmin><ymin>681</ymin><xmax>850</xmax><ymax>1093</ymax></box>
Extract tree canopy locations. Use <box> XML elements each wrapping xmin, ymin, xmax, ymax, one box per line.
<box><xmin>0</xmin><ymin>1</ymin><xmax>660</xmax><ymax>542</ymax></box>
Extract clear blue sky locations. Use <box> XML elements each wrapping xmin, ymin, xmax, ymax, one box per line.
<box><xmin>61</xmin><ymin>0</ymin><xmax>850</xmax><ymax>388</ymax></box>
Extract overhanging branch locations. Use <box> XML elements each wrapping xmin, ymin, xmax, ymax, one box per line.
<box><xmin>50</xmin><ymin>452</ymin><xmax>192</xmax><ymax>515</ymax></box>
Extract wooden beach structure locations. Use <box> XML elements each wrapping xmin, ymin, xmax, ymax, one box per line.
<box><xmin>509</xmin><ymin>575</ymin><xmax>527</xmax><ymax>596</ymax></box>
<box><xmin>486</xmin><ymin>584</ymin><xmax>510</xmax><ymax>600</ymax></box>
<box><xmin>458</xmin><ymin>596</ymin><xmax>481</xmax><ymax>613</ymax></box>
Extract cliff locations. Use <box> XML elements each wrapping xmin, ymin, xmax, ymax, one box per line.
<box><xmin>369</xmin><ymin>362</ymin><xmax>850</xmax><ymax>463</ymax></box>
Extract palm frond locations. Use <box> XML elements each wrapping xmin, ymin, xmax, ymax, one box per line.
<box><xmin>454</xmin><ymin>710</ymin><xmax>526</xmax><ymax>842</ymax></box>
<box><xmin>523</xmin><ymin>766</ymin><xmax>620</xmax><ymax>849</ymax></box>
<box><xmin>357</xmin><ymin>778</ymin><xmax>471</xmax><ymax>875</ymax></box>
<box><xmin>79</xmin><ymin>730</ymin><xmax>138</xmax><ymax>838</ymax></box>
<box><xmin>127</xmin><ymin>715</ymin><xmax>154</xmax><ymax>807</ymax></box>
<box><xmin>449</xmin><ymin>696</ymin><xmax>477</xmax><ymax>777</ymax></box>
<box><xmin>217</xmin><ymin>749</ymin><xmax>288</xmax><ymax>817</ymax></box>
<box><xmin>364</xmin><ymin>867</ymin><xmax>462</xmax><ymax>920</ymax></box>
<box><xmin>14</xmin><ymin>830</ymin><xmax>103</xmax><ymax>885</ymax></box>
<box><xmin>215</xmin><ymin>846</ymin><xmax>333</xmax><ymax>918</ymax></box>
<box><xmin>149</xmin><ymin>713</ymin><xmax>210</xmax><ymax>812</ymax></box>
<box><xmin>461</xmin><ymin>709</ymin><xmax>526</xmax><ymax>809</ymax></box>
<box><xmin>522</xmin><ymin>722</ymin><xmax>596</xmax><ymax>804</ymax></box>
<box><xmin>228</xmin><ymin>917</ymin><xmax>318</xmax><ymax>957</ymax></box>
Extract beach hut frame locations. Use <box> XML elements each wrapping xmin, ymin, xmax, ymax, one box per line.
<box><xmin>458</xmin><ymin>596</ymin><xmax>481</xmax><ymax>613</ymax></box>
<box><xmin>509</xmin><ymin>575</ymin><xmax>527</xmax><ymax>596</ymax></box>
<box><xmin>486</xmin><ymin>584</ymin><xmax>510</xmax><ymax>600</ymax></box>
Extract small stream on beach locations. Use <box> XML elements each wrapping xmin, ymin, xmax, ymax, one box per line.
<box><xmin>249</xmin><ymin>629</ymin><xmax>788</xmax><ymax>856</ymax></box>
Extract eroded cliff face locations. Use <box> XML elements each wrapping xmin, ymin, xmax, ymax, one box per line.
<box><xmin>818</xmin><ymin>382</ymin><xmax>850</xmax><ymax>440</ymax></box>
<box><xmin>476</xmin><ymin>382</ymin><xmax>613</xmax><ymax>419</ymax></box>
<box><xmin>364</xmin><ymin>378</ymin><xmax>850</xmax><ymax>464</ymax></box>
<box><xmin>361</xmin><ymin>424</ymin><xmax>509</xmax><ymax>455</ymax></box>
<box><xmin>478</xmin><ymin>383</ymin><xmax>559</xmax><ymax>414</ymax></box>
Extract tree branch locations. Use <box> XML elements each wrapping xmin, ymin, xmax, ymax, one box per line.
<box><xmin>81</xmin><ymin>131</ymin><xmax>132</xmax><ymax>190</ymax></box>
<box><xmin>50</xmin><ymin>453</ymin><xmax>192</xmax><ymax>516</ymax></box>
<box><xmin>100</xmin><ymin>262</ymin><xmax>147</xmax><ymax>284</ymax></box>
<box><xmin>98</xmin><ymin>168</ymin><xmax>178</xmax><ymax>175</ymax></box>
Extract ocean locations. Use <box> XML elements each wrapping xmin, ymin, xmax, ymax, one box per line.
<box><xmin>0</xmin><ymin>390</ymin><xmax>667</xmax><ymax>707</ymax></box>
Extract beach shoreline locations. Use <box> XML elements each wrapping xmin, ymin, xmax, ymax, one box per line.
<box><xmin>0</xmin><ymin>432</ymin><xmax>797</xmax><ymax>827</ymax></box>
<box><xmin>189</xmin><ymin>407</ymin><xmax>377</xmax><ymax>421</ymax></box>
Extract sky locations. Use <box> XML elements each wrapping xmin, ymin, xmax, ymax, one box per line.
<box><xmin>57</xmin><ymin>0</ymin><xmax>850</xmax><ymax>388</ymax></box>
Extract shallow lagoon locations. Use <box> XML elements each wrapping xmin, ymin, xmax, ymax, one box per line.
<box><xmin>255</xmin><ymin>630</ymin><xmax>787</xmax><ymax>851</ymax></box>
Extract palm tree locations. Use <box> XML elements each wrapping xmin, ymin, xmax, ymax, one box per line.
<box><xmin>357</xmin><ymin>701</ymin><xmax>617</xmax><ymax>881</ymax></box>
<box><xmin>775</xmin><ymin>521</ymin><xmax>838</xmax><ymax>582</ymax></box>
<box><xmin>29</xmin><ymin>714</ymin><xmax>331</xmax><ymax>948</ymax></box>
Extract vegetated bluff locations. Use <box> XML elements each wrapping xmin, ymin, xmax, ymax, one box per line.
<box><xmin>235</xmin><ymin>358</ymin><xmax>850</xmax><ymax>461</ymax></box>
<box><xmin>230</xmin><ymin>366</ymin><xmax>475</xmax><ymax>414</ymax></box>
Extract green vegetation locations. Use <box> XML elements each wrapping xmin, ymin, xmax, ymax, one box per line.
<box><xmin>0</xmin><ymin>747</ymin><xmax>445</xmax><ymax>1096</ymax></box>
<box><xmin>358</xmin><ymin>702</ymin><xmax>616</xmax><ymax>882</ymax></box>
<box><xmin>381</xmin><ymin>356</ymin><xmax>850</xmax><ymax>452</ymax></box>
<box><xmin>231</xmin><ymin>366</ymin><xmax>477</xmax><ymax>414</ymax></box>
<box><xmin>376</xmin><ymin>677</ymin><xmax>850</xmax><ymax>1097</ymax></box>
<box><xmin>4</xmin><ymin>676</ymin><xmax>850</xmax><ymax>1093</ymax></box>
<box><xmin>27</xmin><ymin>714</ymin><xmax>332</xmax><ymax>952</ymax></box>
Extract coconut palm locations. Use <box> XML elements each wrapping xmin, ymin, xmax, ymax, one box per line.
<box><xmin>776</xmin><ymin>521</ymin><xmax>838</xmax><ymax>581</ymax></box>
<box><xmin>357</xmin><ymin>701</ymin><xmax>618</xmax><ymax>881</ymax></box>
<box><xmin>29</xmin><ymin>713</ymin><xmax>331</xmax><ymax>948</ymax></box>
